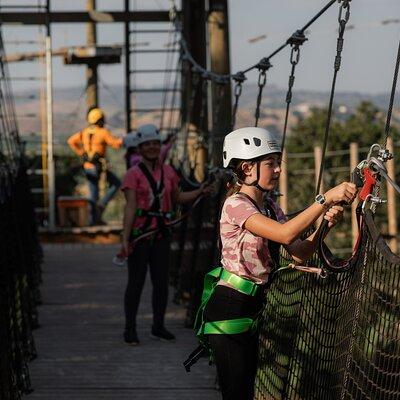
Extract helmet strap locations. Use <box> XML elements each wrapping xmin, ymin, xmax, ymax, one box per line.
<box><xmin>242</xmin><ymin>162</ymin><xmax>269</xmax><ymax>193</ymax></box>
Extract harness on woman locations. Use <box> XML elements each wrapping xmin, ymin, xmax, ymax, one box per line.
<box><xmin>132</xmin><ymin>162</ymin><xmax>175</xmax><ymax>238</ymax></box>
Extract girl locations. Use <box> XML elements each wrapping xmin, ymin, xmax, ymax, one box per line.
<box><xmin>202</xmin><ymin>127</ymin><xmax>357</xmax><ymax>399</ymax></box>
<box><xmin>121</xmin><ymin>124</ymin><xmax>211</xmax><ymax>345</ymax></box>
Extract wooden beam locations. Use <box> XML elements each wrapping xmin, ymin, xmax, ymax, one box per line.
<box><xmin>0</xmin><ymin>11</ymin><xmax>170</xmax><ymax>25</ymax></box>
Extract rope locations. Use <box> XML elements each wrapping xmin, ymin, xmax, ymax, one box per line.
<box><xmin>383</xmin><ymin>37</ymin><xmax>400</xmax><ymax>148</ymax></box>
<box><xmin>316</xmin><ymin>0</ymin><xmax>352</xmax><ymax>195</ymax></box>
<box><xmin>170</xmin><ymin>0</ymin><xmax>338</xmax><ymax>84</ymax></box>
<box><xmin>254</xmin><ymin>59</ymin><xmax>271</xmax><ymax>127</ymax></box>
<box><xmin>281</xmin><ymin>31</ymin><xmax>307</xmax><ymax>151</ymax></box>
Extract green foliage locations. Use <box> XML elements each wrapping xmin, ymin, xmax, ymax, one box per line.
<box><xmin>285</xmin><ymin>101</ymin><xmax>397</xmax><ymax>250</ymax></box>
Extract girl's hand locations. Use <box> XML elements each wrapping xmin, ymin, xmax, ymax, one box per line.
<box><xmin>324</xmin><ymin>182</ymin><xmax>357</xmax><ymax>206</ymax></box>
<box><xmin>323</xmin><ymin>205</ymin><xmax>344</xmax><ymax>228</ymax></box>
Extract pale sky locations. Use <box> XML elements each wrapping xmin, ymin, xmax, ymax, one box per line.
<box><xmin>2</xmin><ymin>0</ymin><xmax>400</xmax><ymax>95</ymax></box>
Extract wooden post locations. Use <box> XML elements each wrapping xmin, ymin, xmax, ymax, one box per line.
<box><xmin>279</xmin><ymin>149</ymin><xmax>288</xmax><ymax>214</ymax></box>
<box><xmin>314</xmin><ymin>146</ymin><xmax>323</xmax><ymax>225</ymax></box>
<box><xmin>208</xmin><ymin>0</ymin><xmax>232</xmax><ymax>167</ymax></box>
<box><xmin>350</xmin><ymin>142</ymin><xmax>359</xmax><ymax>248</ymax></box>
<box><xmin>86</xmin><ymin>0</ymin><xmax>98</xmax><ymax>110</ymax></box>
<box><xmin>181</xmin><ymin>0</ymin><xmax>207</xmax><ymax>181</ymax></box>
<box><xmin>386</xmin><ymin>137</ymin><xmax>398</xmax><ymax>253</ymax></box>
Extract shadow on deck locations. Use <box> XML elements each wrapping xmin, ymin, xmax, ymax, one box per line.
<box><xmin>26</xmin><ymin>244</ymin><xmax>219</xmax><ymax>400</ymax></box>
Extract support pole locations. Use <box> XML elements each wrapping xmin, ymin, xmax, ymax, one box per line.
<box><xmin>350</xmin><ymin>142</ymin><xmax>358</xmax><ymax>247</ymax></box>
<box><xmin>86</xmin><ymin>0</ymin><xmax>98</xmax><ymax>110</ymax></box>
<box><xmin>386</xmin><ymin>137</ymin><xmax>398</xmax><ymax>253</ymax></box>
<box><xmin>181</xmin><ymin>0</ymin><xmax>207</xmax><ymax>180</ymax></box>
<box><xmin>124</xmin><ymin>0</ymin><xmax>131</xmax><ymax>132</ymax></box>
<box><xmin>45</xmin><ymin>0</ymin><xmax>55</xmax><ymax>230</ymax></box>
<box><xmin>208</xmin><ymin>0</ymin><xmax>231</xmax><ymax>167</ymax></box>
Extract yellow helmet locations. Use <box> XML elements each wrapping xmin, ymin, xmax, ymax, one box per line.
<box><xmin>87</xmin><ymin>108</ymin><xmax>104</xmax><ymax>125</ymax></box>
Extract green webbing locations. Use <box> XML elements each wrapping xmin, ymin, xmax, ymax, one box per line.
<box><xmin>195</xmin><ymin>267</ymin><xmax>260</xmax><ymax>338</ymax></box>
<box><xmin>203</xmin><ymin>318</ymin><xmax>254</xmax><ymax>335</ymax></box>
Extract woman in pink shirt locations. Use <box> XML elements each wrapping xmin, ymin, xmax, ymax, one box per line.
<box><xmin>201</xmin><ymin>127</ymin><xmax>357</xmax><ymax>400</ymax></box>
<box><xmin>121</xmin><ymin>124</ymin><xmax>210</xmax><ymax>345</ymax></box>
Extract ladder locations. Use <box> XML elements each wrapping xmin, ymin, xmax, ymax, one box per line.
<box><xmin>0</xmin><ymin>1</ymin><xmax>50</xmax><ymax>227</ymax></box>
<box><xmin>125</xmin><ymin>1</ymin><xmax>182</xmax><ymax>135</ymax></box>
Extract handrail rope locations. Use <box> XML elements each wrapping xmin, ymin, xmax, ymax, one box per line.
<box><xmin>316</xmin><ymin>0</ymin><xmax>352</xmax><ymax>196</ymax></box>
<box><xmin>169</xmin><ymin>0</ymin><xmax>337</xmax><ymax>84</ymax></box>
<box><xmin>281</xmin><ymin>31</ymin><xmax>308</xmax><ymax>152</ymax></box>
<box><xmin>383</xmin><ymin>37</ymin><xmax>400</xmax><ymax>148</ymax></box>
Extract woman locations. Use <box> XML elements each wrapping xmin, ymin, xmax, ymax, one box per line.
<box><xmin>201</xmin><ymin>127</ymin><xmax>357</xmax><ymax>399</ymax></box>
<box><xmin>122</xmin><ymin>124</ymin><xmax>211</xmax><ymax>345</ymax></box>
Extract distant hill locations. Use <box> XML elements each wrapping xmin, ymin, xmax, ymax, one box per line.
<box><xmin>13</xmin><ymin>84</ymin><xmax>396</xmax><ymax>141</ymax></box>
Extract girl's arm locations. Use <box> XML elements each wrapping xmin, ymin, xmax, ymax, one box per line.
<box><xmin>244</xmin><ymin>182</ymin><xmax>355</xmax><ymax>245</ymax></box>
<box><xmin>285</xmin><ymin>205</ymin><xmax>343</xmax><ymax>263</ymax></box>
<box><xmin>122</xmin><ymin>188</ymin><xmax>137</xmax><ymax>253</ymax></box>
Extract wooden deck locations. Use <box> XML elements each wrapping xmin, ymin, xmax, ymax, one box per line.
<box><xmin>26</xmin><ymin>243</ymin><xmax>219</xmax><ymax>400</ymax></box>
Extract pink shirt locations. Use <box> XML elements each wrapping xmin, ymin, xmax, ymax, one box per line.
<box><xmin>122</xmin><ymin>163</ymin><xmax>180</xmax><ymax>230</ymax></box>
<box><xmin>220</xmin><ymin>193</ymin><xmax>286</xmax><ymax>284</ymax></box>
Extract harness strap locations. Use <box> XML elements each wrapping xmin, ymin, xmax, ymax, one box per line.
<box><xmin>136</xmin><ymin>162</ymin><xmax>166</xmax><ymax>236</ymax></box>
<box><xmin>195</xmin><ymin>267</ymin><xmax>261</xmax><ymax>338</ymax></box>
<box><xmin>203</xmin><ymin>318</ymin><xmax>254</xmax><ymax>335</ymax></box>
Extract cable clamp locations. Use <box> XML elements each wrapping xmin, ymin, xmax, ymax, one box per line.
<box><xmin>256</xmin><ymin>57</ymin><xmax>273</xmax><ymax>71</ymax></box>
<box><xmin>286</xmin><ymin>30</ymin><xmax>308</xmax><ymax>47</ymax></box>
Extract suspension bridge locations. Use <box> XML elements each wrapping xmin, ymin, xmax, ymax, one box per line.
<box><xmin>1</xmin><ymin>1</ymin><xmax>400</xmax><ymax>399</ymax></box>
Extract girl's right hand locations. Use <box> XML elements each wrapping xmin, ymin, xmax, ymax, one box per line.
<box><xmin>324</xmin><ymin>182</ymin><xmax>357</xmax><ymax>206</ymax></box>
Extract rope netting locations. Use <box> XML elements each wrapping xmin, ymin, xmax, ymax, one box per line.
<box><xmin>254</xmin><ymin>212</ymin><xmax>400</xmax><ymax>399</ymax></box>
<box><xmin>0</xmin><ymin>29</ymin><xmax>42</xmax><ymax>400</ymax></box>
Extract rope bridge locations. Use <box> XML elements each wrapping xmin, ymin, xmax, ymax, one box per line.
<box><xmin>255</xmin><ymin>211</ymin><xmax>400</xmax><ymax>399</ymax></box>
<box><xmin>0</xmin><ymin>29</ymin><xmax>42</xmax><ymax>399</ymax></box>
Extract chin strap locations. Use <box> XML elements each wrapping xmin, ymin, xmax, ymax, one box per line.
<box><xmin>241</xmin><ymin>162</ymin><xmax>269</xmax><ymax>193</ymax></box>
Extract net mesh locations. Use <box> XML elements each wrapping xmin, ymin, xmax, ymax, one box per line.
<box><xmin>0</xmin><ymin>29</ymin><xmax>42</xmax><ymax>400</ymax></box>
<box><xmin>254</xmin><ymin>211</ymin><xmax>400</xmax><ymax>399</ymax></box>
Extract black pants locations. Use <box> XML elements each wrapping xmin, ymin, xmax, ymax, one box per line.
<box><xmin>204</xmin><ymin>285</ymin><xmax>264</xmax><ymax>400</ymax></box>
<box><xmin>124</xmin><ymin>236</ymin><xmax>170</xmax><ymax>330</ymax></box>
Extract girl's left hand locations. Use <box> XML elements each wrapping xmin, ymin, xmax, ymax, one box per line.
<box><xmin>323</xmin><ymin>205</ymin><xmax>344</xmax><ymax>228</ymax></box>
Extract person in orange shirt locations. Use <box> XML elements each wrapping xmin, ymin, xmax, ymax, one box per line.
<box><xmin>68</xmin><ymin>107</ymin><xmax>123</xmax><ymax>225</ymax></box>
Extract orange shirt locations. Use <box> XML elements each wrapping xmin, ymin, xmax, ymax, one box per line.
<box><xmin>68</xmin><ymin>125</ymin><xmax>122</xmax><ymax>169</ymax></box>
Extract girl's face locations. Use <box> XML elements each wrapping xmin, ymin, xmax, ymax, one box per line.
<box><xmin>139</xmin><ymin>140</ymin><xmax>161</xmax><ymax>160</ymax></box>
<box><xmin>244</xmin><ymin>153</ymin><xmax>282</xmax><ymax>190</ymax></box>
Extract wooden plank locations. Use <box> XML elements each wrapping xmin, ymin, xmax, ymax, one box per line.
<box><xmin>28</xmin><ymin>244</ymin><xmax>219</xmax><ymax>399</ymax></box>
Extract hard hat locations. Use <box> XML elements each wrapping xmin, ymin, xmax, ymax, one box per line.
<box><xmin>222</xmin><ymin>127</ymin><xmax>281</xmax><ymax>168</ymax></box>
<box><xmin>87</xmin><ymin>108</ymin><xmax>104</xmax><ymax>125</ymax></box>
<box><xmin>123</xmin><ymin>132</ymin><xmax>138</xmax><ymax>149</ymax></box>
<box><xmin>136</xmin><ymin>124</ymin><xmax>161</xmax><ymax>145</ymax></box>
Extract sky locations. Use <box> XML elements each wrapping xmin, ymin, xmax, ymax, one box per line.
<box><xmin>2</xmin><ymin>0</ymin><xmax>400</xmax><ymax>96</ymax></box>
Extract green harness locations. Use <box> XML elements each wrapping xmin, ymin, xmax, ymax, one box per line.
<box><xmin>194</xmin><ymin>267</ymin><xmax>261</xmax><ymax>342</ymax></box>
<box><xmin>184</xmin><ymin>267</ymin><xmax>262</xmax><ymax>372</ymax></box>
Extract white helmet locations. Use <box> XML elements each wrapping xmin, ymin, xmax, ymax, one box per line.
<box><xmin>223</xmin><ymin>127</ymin><xmax>281</xmax><ymax>168</ymax></box>
<box><xmin>136</xmin><ymin>124</ymin><xmax>161</xmax><ymax>145</ymax></box>
<box><xmin>123</xmin><ymin>132</ymin><xmax>138</xmax><ymax>149</ymax></box>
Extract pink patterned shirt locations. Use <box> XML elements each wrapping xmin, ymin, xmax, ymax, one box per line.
<box><xmin>220</xmin><ymin>193</ymin><xmax>287</xmax><ymax>284</ymax></box>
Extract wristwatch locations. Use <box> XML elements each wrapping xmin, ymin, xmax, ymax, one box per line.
<box><xmin>315</xmin><ymin>194</ymin><xmax>326</xmax><ymax>205</ymax></box>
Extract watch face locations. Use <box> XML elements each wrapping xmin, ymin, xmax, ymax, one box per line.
<box><xmin>316</xmin><ymin>194</ymin><xmax>325</xmax><ymax>204</ymax></box>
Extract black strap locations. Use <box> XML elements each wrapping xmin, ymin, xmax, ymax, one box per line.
<box><xmin>236</xmin><ymin>192</ymin><xmax>281</xmax><ymax>268</ymax></box>
<box><xmin>137</xmin><ymin>162</ymin><xmax>167</xmax><ymax>235</ymax></box>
